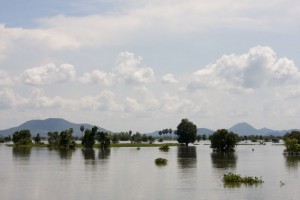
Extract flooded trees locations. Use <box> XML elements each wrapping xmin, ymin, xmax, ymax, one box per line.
<box><xmin>210</xmin><ymin>129</ymin><xmax>238</xmax><ymax>152</ymax></box>
<box><xmin>12</xmin><ymin>130</ymin><xmax>32</xmax><ymax>145</ymax></box>
<box><xmin>175</xmin><ymin>118</ymin><xmax>197</xmax><ymax>146</ymax></box>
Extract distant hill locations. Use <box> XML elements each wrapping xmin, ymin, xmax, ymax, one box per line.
<box><xmin>229</xmin><ymin>122</ymin><xmax>259</xmax><ymax>135</ymax></box>
<box><xmin>147</xmin><ymin>128</ymin><xmax>214</xmax><ymax>137</ymax></box>
<box><xmin>228</xmin><ymin>122</ymin><xmax>297</xmax><ymax>136</ymax></box>
<box><xmin>197</xmin><ymin>128</ymin><xmax>214</xmax><ymax>135</ymax></box>
<box><xmin>0</xmin><ymin>118</ymin><xmax>110</xmax><ymax>137</ymax></box>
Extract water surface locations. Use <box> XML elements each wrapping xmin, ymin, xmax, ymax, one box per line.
<box><xmin>0</xmin><ymin>143</ymin><xmax>299</xmax><ymax>200</ymax></box>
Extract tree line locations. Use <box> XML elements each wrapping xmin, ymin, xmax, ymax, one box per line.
<box><xmin>5</xmin><ymin>118</ymin><xmax>300</xmax><ymax>153</ymax></box>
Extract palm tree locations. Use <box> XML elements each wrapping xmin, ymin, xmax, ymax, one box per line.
<box><xmin>80</xmin><ymin>125</ymin><xmax>85</xmax><ymax>137</ymax></box>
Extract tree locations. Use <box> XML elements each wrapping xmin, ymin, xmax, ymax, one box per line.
<box><xmin>80</xmin><ymin>125</ymin><xmax>85</xmax><ymax>137</ymax></box>
<box><xmin>169</xmin><ymin>128</ymin><xmax>172</xmax><ymax>135</ymax></box>
<box><xmin>284</xmin><ymin>131</ymin><xmax>300</xmax><ymax>144</ymax></box>
<box><xmin>175</xmin><ymin>118</ymin><xmax>197</xmax><ymax>146</ymax></box>
<box><xmin>48</xmin><ymin>129</ymin><xmax>76</xmax><ymax>149</ymax></box>
<box><xmin>34</xmin><ymin>133</ymin><xmax>41</xmax><ymax>144</ymax></box>
<box><xmin>111</xmin><ymin>133</ymin><xmax>120</xmax><ymax>144</ymax></box>
<box><xmin>196</xmin><ymin>135</ymin><xmax>201</xmax><ymax>142</ymax></box>
<box><xmin>58</xmin><ymin>128</ymin><xmax>76</xmax><ymax>149</ymax></box>
<box><xmin>48</xmin><ymin>131</ymin><xmax>59</xmax><ymax>146</ymax></box>
<box><xmin>81</xmin><ymin>126</ymin><xmax>97</xmax><ymax>148</ymax></box>
<box><xmin>12</xmin><ymin>130</ymin><xmax>32</xmax><ymax>145</ymax></box>
<box><xmin>97</xmin><ymin>131</ymin><xmax>111</xmax><ymax>148</ymax></box>
<box><xmin>209</xmin><ymin>129</ymin><xmax>238</xmax><ymax>152</ymax></box>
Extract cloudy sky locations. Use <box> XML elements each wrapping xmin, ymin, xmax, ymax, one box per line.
<box><xmin>1</xmin><ymin>0</ymin><xmax>300</xmax><ymax>133</ymax></box>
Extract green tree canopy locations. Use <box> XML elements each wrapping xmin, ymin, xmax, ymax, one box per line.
<box><xmin>284</xmin><ymin>131</ymin><xmax>300</xmax><ymax>144</ymax></box>
<box><xmin>209</xmin><ymin>129</ymin><xmax>238</xmax><ymax>152</ymax></box>
<box><xmin>48</xmin><ymin>129</ymin><xmax>76</xmax><ymax>149</ymax></box>
<box><xmin>12</xmin><ymin>130</ymin><xmax>32</xmax><ymax>145</ymax></box>
<box><xmin>175</xmin><ymin>118</ymin><xmax>197</xmax><ymax>146</ymax></box>
<box><xmin>97</xmin><ymin>131</ymin><xmax>111</xmax><ymax>148</ymax></box>
<box><xmin>81</xmin><ymin>126</ymin><xmax>97</xmax><ymax>148</ymax></box>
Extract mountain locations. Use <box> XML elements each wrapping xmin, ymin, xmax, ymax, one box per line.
<box><xmin>0</xmin><ymin>118</ymin><xmax>109</xmax><ymax>137</ymax></box>
<box><xmin>228</xmin><ymin>122</ymin><xmax>298</xmax><ymax>136</ymax></box>
<box><xmin>229</xmin><ymin>122</ymin><xmax>258</xmax><ymax>135</ymax></box>
<box><xmin>197</xmin><ymin>128</ymin><xmax>214</xmax><ymax>135</ymax></box>
<box><xmin>258</xmin><ymin>128</ymin><xmax>276</xmax><ymax>135</ymax></box>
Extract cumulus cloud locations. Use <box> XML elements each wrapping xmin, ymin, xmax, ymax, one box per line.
<box><xmin>0</xmin><ymin>70</ymin><xmax>13</xmax><ymax>86</ymax></box>
<box><xmin>81</xmin><ymin>51</ymin><xmax>155</xmax><ymax>86</ymax></box>
<box><xmin>80</xmin><ymin>70</ymin><xmax>116</xmax><ymax>86</ymax></box>
<box><xmin>19</xmin><ymin>63</ymin><xmax>76</xmax><ymax>85</ymax></box>
<box><xmin>162</xmin><ymin>73</ymin><xmax>178</xmax><ymax>84</ymax></box>
<box><xmin>27</xmin><ymin>88</ymin><xmax>123</xmax><ymax>112</ymax></box>
<box><xmin>188</xmin><ymin>46</ymin><xmax>300</xmax><ymax>91</ymax></box>
<box><xmin>114</xmin><ymin>51</ymin><xmax>154</xmax><ymax>84</ymax></box>
<box><xmin>0</xmin><ymin>88</ymin><xmax>28</xmax><ymax>109</ymax></box>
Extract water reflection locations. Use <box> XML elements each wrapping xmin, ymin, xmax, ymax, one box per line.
<box><xmin>177</xmin><ymin>146</ymin><xmax>197</xmax><ymax>168</ymax></box>
<box><xmin>211</xmin><ymin>152</ymin><xmax>237</xmax><ymax>169</ymax></box>
<box><xmin>55</xmin><ymin>149</ymin><xmax>74</xmax><ymax>159</ymax></box>
<box><xmin>12</xmin><ymin>146</ymin><xmax>31</xmax><ymax>160</ymax></box>
<box><xmin>98</xmin><ymin>148</ymin><xmax>111</xmax><ymax>159</ymax></box>
<box><xmin>284</xmin><ymin>156</ymin><xmax>300</xmax><ymax>169</ymax></box>
<box><xmin>82</xmin><ymin>149</ymin><xmax>96</xmax><ymax>160</ymax></box>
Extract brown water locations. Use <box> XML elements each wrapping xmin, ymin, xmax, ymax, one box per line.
<box><xmin>0</xmin><ymin>143</ymin><xmax>299</xmax><ymax>200</ymax></box>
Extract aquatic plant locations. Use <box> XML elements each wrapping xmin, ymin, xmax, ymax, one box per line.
<box><xmin>155</xmin><ymin>158</ymin><xmax>168</xmax><ymax>165</ymax></box>
<box><xmin>223</xmin><ymin>173</ymin><xmax>263</xmax><ymax>184</ymax></box>
<box><xmin>159</xmin><ymin>144</ymin><xmax>170</xmax><ymax>151</ymax></box>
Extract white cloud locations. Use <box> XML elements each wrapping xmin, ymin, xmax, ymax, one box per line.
<box><xmin>188</xmin><ymin>46</ymin><xmax>300</xmax><ymax>91</ymax></box>
<box><xmin>19</xmin><ymin>63</ymin><xmax>76</xmax><ymax>85</ymax></box>
<box><xmin>0</xmin><ymin>70</ymin><xmax>13</xmax><ymax>86</ymax></box>
<box><xmin>81</xmin><ymin>51</ymin><xmax>155</xmax><ymax>86</ymax></box>
<box><xmin>0</xmin><ymin>88</ymin><xmax>28</xmax><ymax>109</ymax></box>
<box><xmin>80</xmin><ymin>70</ymin><xmax>116</xmax><ymax>86</ymax></box>
<box><xmin>114</xmin><ymin>51</ymin><xmax>155</xmax><ymax>84</ymax></box>
<box><xmin>162</xmin><ymin>73</ymin><xmax>178</xmax><ymax>84</ymax></box>
<box><xmin>0</xmin><ymin>0</ymin><xmax>297</xmax><ymax>56</ymax></box>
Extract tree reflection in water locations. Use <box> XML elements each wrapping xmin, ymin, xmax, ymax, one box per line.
<box><xmin>57</xmin><ymin>149</ymin><xmax>74</xmax><ymax>159</ymax></box>
<box><xmin>82</xmin><ymin>149</ymin><xmax>95</xmax><ymax>160</ymax></box>
<box><xmin>177</xmin><ymin>146</ymin><xmax>197</xmax><ymax>168</ymax></box>
<box><xmin>12</xmin><ymin>146</ymin><xmax>32</xmax><ymax>160</ymax></box>
<box><xmin>98</xmin><ymin>148</ymin><xmax>111</xmax><ymax>160</ymax></box>
<box><xmin>211</xmin><ymin>152</ymin><xmax>237</xmax><ymax>169</ymax></box>
<box><xmin>285</xmin><ymin>156</ymin><xmax>300</xmax><ymax>169</ymax></box>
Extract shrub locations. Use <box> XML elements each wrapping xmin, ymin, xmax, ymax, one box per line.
<box><xmin>223</xmin><ymin>173</ymin><xmax>263</xmax><ymax>184</ymax></box>
<box><xmin>159</xmin><ymin>144</ymin><xmax>170</xmax><ymax>151</ymax></box>
<box><xmin>155</xmin><ymin>158</ymin><xmax>168</xmax><ymax>166</ymax></box>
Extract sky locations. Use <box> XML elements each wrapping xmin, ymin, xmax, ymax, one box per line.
<box><xmin>1</xmin><ymin>0</ymin><xmax>300</xmax><ymax>133</ymax></box>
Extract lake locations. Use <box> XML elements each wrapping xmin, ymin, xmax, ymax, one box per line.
<box><xmin>1</xmin><ymin>143</ymin><xmax>300</xmax><ymax>200</ymax></box>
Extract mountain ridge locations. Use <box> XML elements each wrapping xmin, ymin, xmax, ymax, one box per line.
<box><xmin>0</xmin><ymin>118</ymin><xmax>109</xmax><ymax>137</ymax></box>
<box><xmin>0</xmin><ymin>119</ymin><xmax>298</xmax><ymax>137</ymax></box>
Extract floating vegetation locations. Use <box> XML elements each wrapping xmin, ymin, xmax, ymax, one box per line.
<box><xmin>223</xmin><ymin>173</ymin><xmax>264</xmax><ymax>185</ymax></box>
<box><xmin>159</xmin><ymin>144</ymin><xmax>170</xmax><ymax>151</ymax></box>
<box><xmin>155</xmin><ymin>158</ymin><xmax>168</xmax><ymax>166</ymax></box>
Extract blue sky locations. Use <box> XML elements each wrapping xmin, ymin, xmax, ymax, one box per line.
<box><xmin>1</xmin><ymin>0</ymin><xmax>300</xmax><ymax>133</ymax></box>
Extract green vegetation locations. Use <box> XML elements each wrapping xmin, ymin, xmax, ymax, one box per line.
<box><xmin>33</xmin><ymin>134</ymin><xmax>41</xmax><ymax>144</ymax></box>
<box><xmin>81</xmin><ymin>126</ymin><xmax>97</xmax><ymax>148</ymax></box>
<box><xmin>283</xmin><ymin>131</ymin><xmax>300</xmax><ymax>154</ymax></box>
<box><xmin>175</xmin><ymin>118</ymin><xmax>197</xmax><ymax>146</ymax></box>
<box><xmin>223</xmin><ymin>173</ymin><xmax>264</xmax><ymax>184</ymax></box>
<box><xmin>155</xmin><ymin>158</ymin><xmax>168</xmax><ymax>165</ymax></box>
<box><xmin>210</xmin><ymin>129</ymin><xmax>238</xmax><ymax>152</ymax></box>
<box><xmin>48</xmin><ymin>129</ymin><xmax>76</xmax><ymax>149</ymax></box>
<box><xmin>12</xmin><ymin>130</ymin><xmax>32</xmax><ymax>145</ymax></box>
<box><xmin>159</xmin><ymin>144</ymin><xmax>170</xmax><ymax>151</ymax></box>
<box><xmin>97</xmin><ymin>131</ymin><xmax>111</xmax><ymax>148</ymax></box>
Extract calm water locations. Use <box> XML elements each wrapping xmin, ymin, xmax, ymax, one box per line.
<box><xmin>1</xmin><ymin>143</ymin><xmax>300</xmax><ymax>200</ymax></box>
